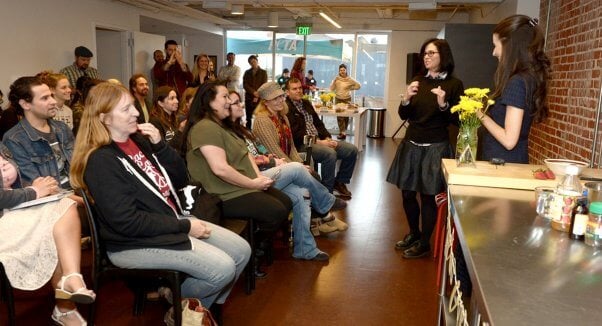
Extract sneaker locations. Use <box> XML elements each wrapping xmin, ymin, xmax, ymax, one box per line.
<box><xmin>333</xmin><ymin>182</ymin><xmax>352</xmax><ymax>197</ymax></box>
<box><xmin>330</xmin><ymin>198</ymin><xmax>347</xmax><ymax>211</ymax></box>
<box><xmin>327</xmin><ymin>218</ymin><xmax>348</xmax><ymax>231</ymax></box>
<box><xmin>318</xmin><ymin>222</ymin><xmax>338</xmax><ymax>233</ymax></box>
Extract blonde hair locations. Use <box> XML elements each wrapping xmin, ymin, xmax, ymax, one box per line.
<box><xmin>70</xmin><ymin>82</ymin><xmax>132</xmax><ymax>192</ymax></box>
<box><xmin>192</xmin><ymin>53</ymin><xmax>215</xmax><ymax>84</ymax></box>
<box><xmin>254</xmin><ymin>99</ymin><xmax>289</xmax><ymax>118</ymax></box>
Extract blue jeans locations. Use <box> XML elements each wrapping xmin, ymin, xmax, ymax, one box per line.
<box><xmin>263</xmin><ymin>162</ymin><xmax>335</xmax><ymax>259</ymax></box>
<box><xmin>308</xmin><ymin>141</ymin><xmax>358</xmax><ymax>192</ymax></box>
<box><xmin>107</xmin><ymin>220</ymin><xmax>251</xmax><ymax>307</ymax></box>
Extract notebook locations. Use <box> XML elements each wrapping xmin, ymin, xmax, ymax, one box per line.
<box><xmin>9</xmin><ymin>190</ymin><xmax>74</xmax><ymax>210</ymax></box>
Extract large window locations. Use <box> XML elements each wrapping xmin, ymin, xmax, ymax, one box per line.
<box><xmin>226</xmin><ymin>30</ymin><xmax>388</xmax><ymax>108</ymax></box>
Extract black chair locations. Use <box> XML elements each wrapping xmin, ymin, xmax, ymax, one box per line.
<box><xmin>220</xmin><ymin>218</ymin><xmax>255</xmax><ymax>294</ymax></box>
<box><xmin>80</xmin><ymin>190</ymin><xmax>185</xmax><ymax>326</ymax></box>
<box><xmin>0</xmin><ymin>263</ymin><xmax>16</xmax><ymax>326</ymax></box>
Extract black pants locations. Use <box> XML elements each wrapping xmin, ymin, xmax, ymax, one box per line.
<box><xmin>221</xmin><ymin>187</ymin><xmax>291</xmax><ymax>233</ymax></box>
<box><xmin>244</xmin><ymin>98</ymin><xmax>258</xmax><ymax>129</ymax></box>
<box><xmin>402</xmin><ymin>190</ymin><xmax>436</xmax><ymax>246</ymax></box>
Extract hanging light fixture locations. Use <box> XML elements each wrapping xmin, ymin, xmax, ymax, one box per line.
<box><xmin>267</xmin><ymin>11</ymin><xmax>279</xmax><ymax>28</ymax></box>
<box><xmin>231</xmin><ymin>4</ymin><xmax>244</xmax><ymax>15</ymax></box>
<box><xmin>319</xmin><ymin>11</ymin><xmax>342</xmax><ymax>29</ymax></box>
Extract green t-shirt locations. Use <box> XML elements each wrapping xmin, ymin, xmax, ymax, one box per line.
<box><xmin>187</xmin><ymin>118</ymin><xmax>257</xmax><ymax>201</ymax></box>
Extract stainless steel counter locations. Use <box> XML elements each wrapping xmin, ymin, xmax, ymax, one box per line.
<box><xmin>447</xmin><ymin>185</ymin><xmax>602</xmax><ymax>325</ymax></box>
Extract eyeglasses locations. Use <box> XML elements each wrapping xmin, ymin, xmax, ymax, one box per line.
<box><xmin>423</xmin><ymin>51</ymin><xmax>439</xmax><ymax>57</ymax></box>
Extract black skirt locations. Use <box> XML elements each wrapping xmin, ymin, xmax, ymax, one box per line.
<box><xmin>386</xmin><ymin>140</ymin><xmax>452</xmax><ymax>195</ymax></box>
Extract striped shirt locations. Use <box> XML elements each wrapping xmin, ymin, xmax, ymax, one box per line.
<box><xmin>59</xmin><ymin>63</ymin><xmax>100</xmax><ymax>88</ymax></box>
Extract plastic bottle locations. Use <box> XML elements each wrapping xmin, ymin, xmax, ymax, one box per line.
<box><xmin>551</xmin><ymin>165</ymin><xmax>583</xmax><ymax>232</ymax></box>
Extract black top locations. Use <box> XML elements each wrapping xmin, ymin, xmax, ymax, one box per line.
<box><xmin>84</xmin><ymin>133</ymin><xmax>191</xmax><ymax>252</ymax></box>
<box><xmin>482</xmin><ymin>75</ymin><xmax>533</xmax><ymax>163</ymax></box>
<box><xmin>399</xmin><ymin>75</ymin><xmax>464</xmax><ymax>143</ymax></box>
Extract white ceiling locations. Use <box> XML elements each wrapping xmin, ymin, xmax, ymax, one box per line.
<box><xmin>120</xmin><ymin>0</ymin><xmax>505</xmax><ymax>33</ymax></box>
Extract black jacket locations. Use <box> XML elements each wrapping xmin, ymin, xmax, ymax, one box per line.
<box><xmin>285</xmin><ymin>98</ymin><xmax>331</xmax><ymax>149</ymax></box>
<box><xmin>84</xmin><ymin>133</ymin><xmax>191</xmax><ymax>252</ymax></box>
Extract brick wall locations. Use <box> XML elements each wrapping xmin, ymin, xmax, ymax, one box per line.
<box><xmin>531</xmin><ymin>0</ymin><xmax>602</xmax><ymax>166</ymax></box>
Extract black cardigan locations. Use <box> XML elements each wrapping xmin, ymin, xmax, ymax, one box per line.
<box><xmin>84</xmin><ymin>133</ymin><xmax>191</xmax><ymax>252</ymax></box>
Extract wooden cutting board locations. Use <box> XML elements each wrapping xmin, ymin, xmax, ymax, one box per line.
<box><xmin>442</xmin><ymin>159</ymin><xmax>602</xmax><ymax>190</ymax></box>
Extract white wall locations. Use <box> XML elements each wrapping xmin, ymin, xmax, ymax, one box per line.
<box><xmin>469</xmin><ymin>0</ymin><xmax>539</xmax><ymax>24</ymax></box>
<box><xmin>0</xmin><ymin>0</ymin><xmax>223</xmax><ymax>96</ymax></box>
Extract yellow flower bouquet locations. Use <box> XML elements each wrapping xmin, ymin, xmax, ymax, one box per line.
<box><xmin>319</xmin><ymin>92</ymin><xmax>336</xmax><ymax>107</ymax></box>
<box><xmin>450</xmin><ymin>88</ymin><xmax>494</xmax><ymax>167</ymax></box>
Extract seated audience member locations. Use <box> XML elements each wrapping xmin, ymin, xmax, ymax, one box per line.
<box><xmin>2</xmin><ymin>77</ymin><xmax>75</xmax><ymax>190</ymax></box>
<box><xmin>0</xmin><ymin>141</ymin><xmax>94</xmax><ymax>325</ymax></box>
<box><xmin>69</xmin><ymin>82</ymin><xmax>250</xmax><ymax>309</ymax></box>
<box><xmin>60</xmin><ymin>46</ymin><xmax>100</xmax><ymax>89</ymax></box>
<box><xmin>37</xmin><ymin>71</ymin><xmax>74</xmax><ymax>130</ymax></box>
<box><xmin>149</xmin><ymin>86</ymin><xmax>181</xmax><ymax>147</ymax></box>
<box><xmin>177</xmin><ymin>86</ymin><xmax>198</xmax><ymax>129</ymax></box>
<box><xmin>285</xmin><ymin>78</ymin><xmax>358</xmax><ymax>197</ymax></box>
<box><xmin>252</xmin><ymin>82</ymin><xmax>303</xmax><ymax>163</ymax></box>
<box><xmin>231</xmin><ymin>91</ymin><xmax>347</xmax><ymax>259</ymax></box>
<box><xmin>276</xmin><ymin>68</ymin><xmax>290</xmax><ymax>89</ymax></box>
<box><xmin>181</xmin><ymin>82</ymin><xmax>291</xmax><ymax>276</ymax></box>
<box><xmin>0</xmin><ymin>89</ymin><xmax>21</xmax><ymax>139</ymax></box>
<box><xmin>71</xmin><ymin>77</ymin><xmax>102</xmax><ymax>136</ymax></box>
<box><xmin>129</xmin><ymin>73</ymin><xmax>151</xmax><ymax>123</ymax></box>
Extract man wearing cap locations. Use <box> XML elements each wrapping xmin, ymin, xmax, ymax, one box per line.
<box><xmin>242</xmin><ymin>55</ymin><xmax>267</xmax><ymax>128</ymax></box>
<box><xmin>217</xmin><ymin>52</ymin><xmax>241</xmax><ymax>93</ymax></box>
<box><xmin>60</xmin><ymin>46</ymin><xmax>100</xmax><ymax>88</ymax></box>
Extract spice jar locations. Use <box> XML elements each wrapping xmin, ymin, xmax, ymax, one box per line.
<box><xmin>585</xmin><ymin>201</ymin><xmax>602</xmax><ymax>248</ymax></box>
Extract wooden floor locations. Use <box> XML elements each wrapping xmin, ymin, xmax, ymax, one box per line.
<box><xmin>1</xmin><ymin>137</ymin><xmax>439</xmax><ymax>326</ymax></box>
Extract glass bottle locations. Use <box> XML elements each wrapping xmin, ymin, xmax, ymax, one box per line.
<box><xmin>568</xmin><ymin>197</ymin><xmax>588</xmax><ymax>240</ymax></box>
<box><xmin>551</xmin><ymin>165</ymin><xmax>583</xmax><ymax>232</ymax></box>
<box><xmin>585</xmin><ymin>201</ymin><xmax>602</xmax><ymax>248</ymax></box>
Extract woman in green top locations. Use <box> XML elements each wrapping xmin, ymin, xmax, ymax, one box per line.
<box><xmin>181</xmin><ymin>82</ymin><xmax>291</xmax><ymax>269</ymax></box>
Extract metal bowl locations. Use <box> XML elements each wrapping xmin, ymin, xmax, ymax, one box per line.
<box><xmin>544</xmin><ymin>159</ymin><xmax>588</xmax><ymax>177</ymax></box>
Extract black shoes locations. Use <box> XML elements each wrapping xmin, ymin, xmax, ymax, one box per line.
<box><xmin>395</xmin><ymin>233</ymin><xmax>421</xmax><ymax>250</ymax></box>
<box><xmin>402</xmin><ymin>242</ymin><xmax>431</xmax><ymax>259</ymax></box>
<box><xmin>311</xmin><ymin>252</ymin><xmax>330</xmax><ymax>261</ymax></box>
<box><xmin>334</xmin><ymin>182</ymin><xmax>352</xmax><ymax>198</ymax></box>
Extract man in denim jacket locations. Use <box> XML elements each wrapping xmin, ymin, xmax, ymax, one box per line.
<box><xmin>2</xmin><ymin>76</ymin><xmax>74</xmax><ymax>188</ymax></box>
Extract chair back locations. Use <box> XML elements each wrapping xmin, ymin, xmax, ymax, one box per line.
<box><xmin>79</xmin><ymin>190</ymin><xmax>112</xmax><ymax>280</ymax></box>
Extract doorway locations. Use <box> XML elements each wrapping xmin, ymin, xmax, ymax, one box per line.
<box><xmin>95</xmin><ymin>27</ymin><xmax>128</xmax><ymax>84</ymax></box>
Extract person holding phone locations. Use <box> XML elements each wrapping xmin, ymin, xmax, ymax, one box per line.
<box><xmin>181</xmin><ymin>81</ymin><xmax>291</xmax><ymax>276</ymax></box>
<box><xmin>229</xmin><ymin>90</ymin><xmax>349</xmax><ymax>261</ymax></box>
<box><xmin>154</xmin><ymin>40</ymin><xmax>193</xmax><ymax>97</ymax></box>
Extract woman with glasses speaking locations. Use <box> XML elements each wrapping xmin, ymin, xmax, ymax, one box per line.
<box><xmin>386</xmin><ymin>38</ymin><xmax>464</xmax><ymax>259</ymax></box>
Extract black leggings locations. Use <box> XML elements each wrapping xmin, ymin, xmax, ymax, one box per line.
<box><xmin>402</xmin><ymin>190</ymin><xmax>437</xmax><ymax>245</ymax></box>
<box><xmin>222</xmin><ymin>187</ymin><xmax>292</xmax><ymax>234</ymax></box>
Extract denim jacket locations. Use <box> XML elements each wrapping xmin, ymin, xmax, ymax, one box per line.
<box><xmin>2</xmin><ymin>118</ymin><xmax>74</xmax><ymax>186</ymax></box>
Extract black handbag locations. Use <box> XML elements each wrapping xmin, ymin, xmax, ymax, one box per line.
<box><xmin>179</xmin><ymin>184</ymin><xmax>222</xmax><ymax>225</ymax></box>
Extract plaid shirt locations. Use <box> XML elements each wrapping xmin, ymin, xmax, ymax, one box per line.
<box><xmin>291</xmin><ymin>99</ymin><xmax>319</xmax><ymax>136</ymax></box>
<box><xmin>60</xmin><ymin>63</ymin><xmax>100</xmax><ymax>88</ymax></box>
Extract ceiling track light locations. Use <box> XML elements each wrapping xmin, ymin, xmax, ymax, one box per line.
<box><xmin>268</xmin><ymin>11</ymin><xmax>279</xmax><ymax>28</ymax></box>
<box><xmin>231</xmin><ymin>4</ymin><xmax>244</xmax><ymax>15</ymax></box>
<box><xmin>319</xmin><ymin>11</ymin><xmax>342</xmax><ymax>29</ymax></box>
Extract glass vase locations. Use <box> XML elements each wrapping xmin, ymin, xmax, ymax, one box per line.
<box><xmin>456</xmin><ymin>125</ymin><xmax>478</xmax><ymax>167</ymax></box>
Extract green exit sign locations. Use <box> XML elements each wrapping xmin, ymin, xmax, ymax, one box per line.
<box><xmin>296</xmin><ymin>25</ymin><xmax>312</xmax><ymax>35</ymax></box>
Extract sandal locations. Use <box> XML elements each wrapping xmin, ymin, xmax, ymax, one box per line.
<box><xmin>55</xmin><ymin>273</ymin><xmax>96</xmax><ymax>304</ymax></box>
<box><xmin>51</xmin><ymin>305</ymin><xmax>87</xmax><ymax>326</ymax></box>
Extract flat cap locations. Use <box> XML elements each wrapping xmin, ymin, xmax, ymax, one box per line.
<box><xmin>75</xmin><ymin>46</ymin><xmax>93</xmax><ymax>58</ymax></box>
